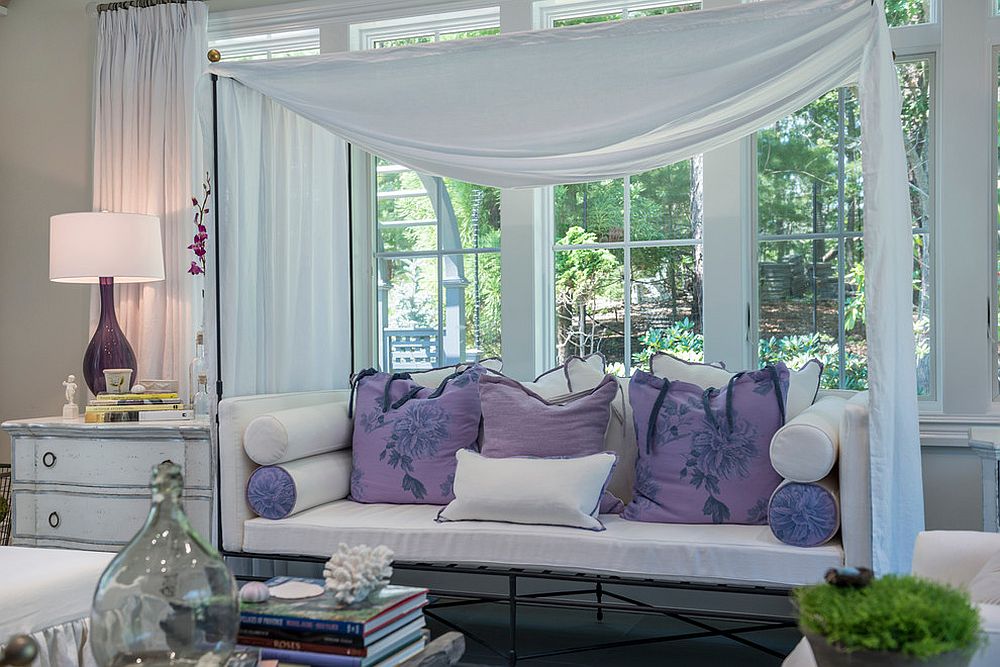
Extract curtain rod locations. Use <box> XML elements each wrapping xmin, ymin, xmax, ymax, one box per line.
<box><xmin>95</xmin><ymin>0</ymin><xmax>194</xmax><ymax>13</ymax></box>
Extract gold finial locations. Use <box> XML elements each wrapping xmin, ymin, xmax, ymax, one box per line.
<box><xmin>207</xmin><ymin>49</ymin><xmax>221</xmax><ymax>63</ymax></box>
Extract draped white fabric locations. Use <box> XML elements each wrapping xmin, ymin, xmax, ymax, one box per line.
<box><xmin>93</xmin><ymin>2</ymin><xmax>207</xmax><ymax>399</ymax></box>
<box><xmin>208</xmin><ymin>0</ymin><xmax>922</xmax><ymax>572</ymax></box>
<box><xmin>212</xmin><ymin>80</ymin><xmax>351</xmax><ymax>396</ymax></box>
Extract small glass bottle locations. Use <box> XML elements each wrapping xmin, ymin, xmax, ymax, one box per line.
<box><xmin>90</xmin><ymin>462</ymin><xmax>238</xmax><ymax>666</ymax></box>
<box><xmin>189</xmin><ymin>329</ymin><xmax>207</xmax><ymax>405</ymax></box>
<box><xmin>194</xmin><ymin>373</ymin><xmax>210</xmax><ymax>419</ymax></box>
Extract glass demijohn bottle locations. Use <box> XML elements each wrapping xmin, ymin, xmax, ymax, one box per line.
<box><xmin>194</xmin><ymin>374</ymin><xmax>210</xmax><ymax>419</ymax></box>
<box><xmin>90</xmin><ymin>462</ymin><xmax>238</xmax><ymax>666</ymax></box>
<box><xmin>189</xmin><ymin>329</ymin><xmax>207</xmax><ymax>405</ymax></box>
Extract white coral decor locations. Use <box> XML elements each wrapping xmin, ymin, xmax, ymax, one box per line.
<box><xmin>323</xmin><ymin>543</ymin><xmax>394</xmax><ymax>606</ymax></box>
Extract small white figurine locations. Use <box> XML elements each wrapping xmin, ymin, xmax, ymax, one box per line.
<box><xmin>62</xmin><ymin>374</ymin><xmax>79</xmax><ymax>420</ymax></box>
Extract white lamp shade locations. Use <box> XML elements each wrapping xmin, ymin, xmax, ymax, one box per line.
<box><xmin>50</xmin><ymin>212</ymin><xmax>165</xmax><ymax>283</ymax></box>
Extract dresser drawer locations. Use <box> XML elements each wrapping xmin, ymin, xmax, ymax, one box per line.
<box><xmin>13</xmin><ymin>489</ymin><xmax>212</xmax><ymax>548</ymax></box>
<box><xmin>13</xmin><ymin>436</ymin><xmax>211</xmax><ymax>489</ymax></box>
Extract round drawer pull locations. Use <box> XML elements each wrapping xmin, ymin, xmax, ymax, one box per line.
<box><xmin>48</xmin><ymin>512</ymin><xmax>60</xmax><ymax>529</ymax></box>
<box><xmin>42</xmin><ymin>452</ymin><xmax>57</xmax><ymax>468</ymax></box>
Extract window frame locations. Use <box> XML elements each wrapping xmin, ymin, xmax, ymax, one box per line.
<box><xmin>752</xmin><ymin>54</ymin><xmax>938</xmax><ymax>398</ymax></box>
<box><xmin>350</xmin><ymin>7</ymin><xmax>501</xmax><ymax>50</ymax></box>
<box><xmin>351</xmin><ymin>9</ymin><xmax>504</xmax><ymax>372</ymax></box>
<box><xmin>208</xmin><ymin>28</ymin><xmax>321</xmax><ymax>60</ymax></box>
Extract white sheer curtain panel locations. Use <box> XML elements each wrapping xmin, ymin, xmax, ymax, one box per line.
<box><xmin>208</xmin><ymin>0</ymin><xmax>921</xmax><ymax>573</ymax></box>
<box><xmin>213</xmin><ymin>80</ymin><xmax>351</xmax><ymax>396</ymax></box>
<box><xmin>93</xmin><ymin>1</ymin><xmax>208</xmax><ymax>399</ymax></box>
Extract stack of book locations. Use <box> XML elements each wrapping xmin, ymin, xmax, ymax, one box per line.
<box><xmin>239</xmin><ymin>576</ymin><xmax>429</xmax><ymax>667</ymax></box>
<box><xmin>84</xmin><ymin>392</ymin><xmax>192</xmax><ymax>423</ymax></box>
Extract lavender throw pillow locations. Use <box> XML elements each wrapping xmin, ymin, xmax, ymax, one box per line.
<box><xmin>478</xmin><ymin>373</ymin><xmax>624</xmax><ymax>513</ymax></box>
<box><xmin>623</xmin><ymin>365</ymin><xmax>789</xmax><ymax>525</ymax></box>
<box><xmin>350</xmin><ymin>366</ymin><xmax>484</xmax><ymax>505</ymax></box>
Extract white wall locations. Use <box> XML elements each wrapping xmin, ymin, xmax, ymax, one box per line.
<box><xmin>0</xmin><ymin>0</ymin><xmax>95</xmax><ymax>463</ymax></box>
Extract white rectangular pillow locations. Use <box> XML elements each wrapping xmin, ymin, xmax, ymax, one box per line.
<box><xmin>436</xmin><ymin>449</ymin><xmax>616</xmax><ymax>531</ymax></box>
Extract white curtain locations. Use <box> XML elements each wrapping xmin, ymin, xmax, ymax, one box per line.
<box><xmin>212</xmin><ymin>80</ymin><xmax>351</xmax><ymax>396</ymax></box>
<box><xmin>93</xmin><ymin>1</ymin><xmax>207</xmax><ymax>400</ymax></box>
<box><xmin>208</xmin><ymin>0</ymin><xmax>921</xmax><ymax>572</ymax></box>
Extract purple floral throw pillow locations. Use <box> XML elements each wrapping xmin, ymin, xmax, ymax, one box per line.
<box><xmin>623</xmin><ymin>364</ymin><xmax>789</xmax><ymax>525</ymax></box>
<box><xmin>349</xmin><ymin>366</ymin><xmax>484</xmax><ymax>505</ymax></box>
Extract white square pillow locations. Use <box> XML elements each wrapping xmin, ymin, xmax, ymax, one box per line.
<box><xmin>436</xmin><ymin>449</ymin><xmax>616</xmax><ymax>531</ymax></box>
<box><xmin>409</xmin><ymin>358</ymin><xmax>503</xmax><ymax>388</ymax></box>
<box><xmin>649</xmin><ymin>353</ymin><xmax>822</xmax><ymax>420</ymax></box>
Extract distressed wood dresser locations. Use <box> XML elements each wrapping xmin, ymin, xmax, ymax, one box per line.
<box><xmin>1</xmin><ymin>417</ymin><xmax>214</xmax><ymax>551</ymax></box>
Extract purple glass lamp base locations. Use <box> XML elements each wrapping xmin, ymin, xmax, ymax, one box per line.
<box><xmin>83</xmin><ymin>277</ymin><xmax>137</xmax><ymax>395</ymax></box>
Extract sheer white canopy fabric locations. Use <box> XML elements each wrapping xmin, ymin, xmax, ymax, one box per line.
<box><xmin>209</xmin><ymin>0</ymin><xmax>921</xmax><ymax>573</ymax></box>
<box><xmin>211</xmin><ymin>80</ymin><xmax>352</xmax><ymax>396</ymax></box>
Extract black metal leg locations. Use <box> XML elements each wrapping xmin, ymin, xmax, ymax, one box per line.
<box><xmin>508</xmin><ymin>574</ymin><xmax>517</xmax><ymax>666</ymax></box>
<box><xmin>596</xmin><ymin>582</ymin><xmax>604</xmax><ymax>622</ymax></box>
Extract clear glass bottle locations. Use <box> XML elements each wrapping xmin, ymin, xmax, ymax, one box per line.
<box><xmin>189</xmin><ymin>329</ymin><xmax>207</xmax><ymax>405</ymax></box>
<box><xmin>90</xmin><ymin>462</ymin><xmax>238</xmax><ymax>666</ymax></box>
<box><xmin>194</xmin><ymin>374</ymin><xmax>210</xmax><ymax>419</ymax></box>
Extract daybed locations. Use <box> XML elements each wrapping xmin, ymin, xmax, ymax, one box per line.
<box><xmin>218</xmin><ymin>387</ymin><xmax>872</xmax><ymax>588</ymax></box>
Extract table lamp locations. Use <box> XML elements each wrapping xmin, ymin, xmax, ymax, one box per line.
<box><xmin>50</xmin><ymin>212</ymin><xmax>164</xmax><ymax>395</ymax></box>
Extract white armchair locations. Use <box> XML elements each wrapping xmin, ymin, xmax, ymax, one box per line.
<box><xmin>784</xmin><ymin>531</ymin><xmax>1000</xmax><ymax>667</ymax></box>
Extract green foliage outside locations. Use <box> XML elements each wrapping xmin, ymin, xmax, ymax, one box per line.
<box><xmin>0</xmin><ymin>496</ymin><xmax>7</xmax><ymax>525</ymax></box>
<box><xmin>795</xmin><ymin>575</ymin><xmax>980</xmax><ymax>659</ymax></box>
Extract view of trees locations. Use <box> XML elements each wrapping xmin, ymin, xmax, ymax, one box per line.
<box><xmin>375</xmin><ymin>0</ymin><xmax>933</xmax><ymax>386</ymax></box>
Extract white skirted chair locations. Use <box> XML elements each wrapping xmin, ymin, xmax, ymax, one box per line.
<box><xmin>783</xmin><ymin>531</ymin><xmax>1000</xmax><ymax>667</ymax></box>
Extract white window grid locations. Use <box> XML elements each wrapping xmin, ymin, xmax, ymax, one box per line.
<box><xmin>208</xmin><ymin>28</ymin><xmax>321</xmax><ymax>61</ymax></box>
<box><xmin>755</xmin><ymin>55</ymin><xmax>935</xmax><ymax>393</ymax></box>
<box><xmin>553</xmin><ymin>176</ymin><xmax>702</xmax><ymax>376</ymax></box>
<box><xmin>535</xmin><ymin>0</ymin><xmax>699</xmax><ymax>27</ymax></box>
<box><xmin>351</xmin><ymin>7</ymin><xmax>501</xmax><ymax>51</ymax></box>
<box><xmin>546</xmin><ymin>1</ymin><xmax>703</xmax><ymax>376</ymax></box>
<box><xmin>358</xmin><ymin>11</ymin><xmax>503</xmax><ymax>370</ymax></box>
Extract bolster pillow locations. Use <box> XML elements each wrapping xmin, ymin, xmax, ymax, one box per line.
<box><xmin>244</xmin><ymin>401</ymin><xmax>352</xmax><ymax>465</ymax></box>
<box><xmin>246</xmin><ymin>450</ymin><xmax>352</xmax><ymax>520</ymax></box>
<box><xmin>769</xmin><ymin>396</ymin><xmax>846</xmax><ymax>482</ymax></box>
<box><xmin>768</xmin><ymin>477</ymin><xmax>840</xmax><ymax>548</ymax></box>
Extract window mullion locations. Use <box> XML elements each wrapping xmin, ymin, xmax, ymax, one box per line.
<box><xmin>837</xmin><ymin>87</ymin><xmax>847</xmax><ymax>389</ymax></box>
<box><xmin>623</xmin><ymin>175</ymin><xmax>633</xmax><ymax>376</ymax></box>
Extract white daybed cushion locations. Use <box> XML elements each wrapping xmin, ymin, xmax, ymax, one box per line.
<box><xmin>244</xmin><ymin>401</ymin><xmax>352</xmax><ymax>465</ymax></box>
<box><xmin>0</xmin><ymin>547</ymin><xmax>114</xmax><ymax>638</ymax></box>
<box><xmin>437</xmin><ymin>450</ymin><xmax>615</xmax><ymax>531</ymax></box>
<box><xmin>770</xmin><ymin>396</ymin><xmax>847</xmax><ymax>482</ymax></box>
<box><xmin>243</xmin><ymin>500</ymin><xmax>843</xmax><ymax>587</ymax></box>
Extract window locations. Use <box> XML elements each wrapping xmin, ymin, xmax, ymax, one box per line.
<box><xmin>884</xmin><ymin>0</ymin><xmax>932</xmax><ymax>27</ymax></box>
<box><xmin>362</xmin><ymin>12</ymin><xmax>502</xmax><ymax>372</ymax></box>
<box><xmin>546</xmin><ymin>2</ymin><xmax>703</xmax><ymax>376</ymax></box>
<box><xmin>209</xmin><ymin>29</ymin><xmax>320</xmax><ymax>61</ymax></box>
<box><xmin>542</xmin><ymin>0</ymin><xmax>700</xmax><ymax>27</ymax></box>
<box><xmin>554</xmin><ymin>169</ymin><xmax>703</xmax><ymax>376</ymax></box>
<box><xmin>756</xmin><ymin>57</ymin><xmax>933</xmax><ymax>395</ymax></box>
